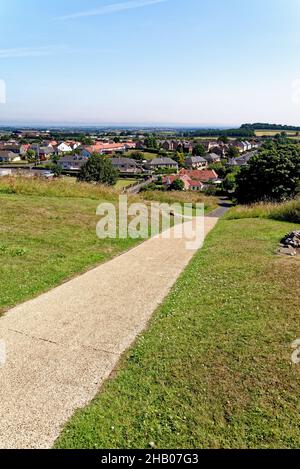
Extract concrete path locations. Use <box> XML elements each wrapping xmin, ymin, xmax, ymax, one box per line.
<box><xmin>0</xmin><ymin>217</ymin><xmax>218</xmax><ymax>449</ymax></box>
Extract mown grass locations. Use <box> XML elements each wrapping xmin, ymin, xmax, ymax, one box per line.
<box><xmin>226</xmin><ymin>198</ymin><xmax>300</xmax><ymax>224</ymax></box>
<box><xmin>56</xmin><ymin>218</ymin><xmax>300</xmax><ymax>449</ymax></box>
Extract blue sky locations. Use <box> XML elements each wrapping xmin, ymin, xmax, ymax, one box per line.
<box><xmin>0</xmin><ymin>0</ymin><xmax>299</xmax><ymax>126</ymax></box>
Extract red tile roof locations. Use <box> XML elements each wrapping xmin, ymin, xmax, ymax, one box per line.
<box><xmin>179</xmin><ymin>169</ymin><xmax>218</xmax><ymax>182</ymax></box>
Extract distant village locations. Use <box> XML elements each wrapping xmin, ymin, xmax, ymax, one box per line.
<box><xmin>0</xmin><ymin>128</ymin><xmax>263</xmax><ymax>192</ymax></box>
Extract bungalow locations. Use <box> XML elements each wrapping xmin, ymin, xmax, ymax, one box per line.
<box><xmin>204</xmin><ymin>153</ymin><xmax>221</xmax><ymax>164</ymax></box>
<box><xmin>179</xmin><ymin>169</ymin><xmax>219</xmax><ymax>183</ymax></box>
<box><xmin>111</xmin><ymin>157</ymin><xmax>140</xmax><ymax>174</ymax></box>
<box><xmin>189</xmin><ymin>180</ymin><xmax>205</xmax><ymax>192</ymax></box>
<box><xmin>0</xmin><ymin>145</ymin><xmax>21</xmax><ymax>155</ymax></box>
<box><xmin>185</xmin><ymin>156</ymin><xmax>208</xmax><ymax>169</ymax></box>
<box><xmin>57</xmin><ymin>154</ymin><xmax>88</xmax><ymax>170</ymax></box>
<box><xmin>146</xmin><ymin>157</ymin><xmax>179</xmax><ymax>171</ymax></box>
<box><xmin>0</xmin><ymin>151</ymin><xmax>21</xmax><ymax>163</ymax></box>
<box><xmin>227</xmin><ymin>151</ymin><xmax>258</xmax><ymax>168</ymax></box>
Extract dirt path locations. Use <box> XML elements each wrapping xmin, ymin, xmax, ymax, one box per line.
<box><xmin>0</xmin><ymin>217</ymin><xmax>218</xmax><ymax>449</ymax></box>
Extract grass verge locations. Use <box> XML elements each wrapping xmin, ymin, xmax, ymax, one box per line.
<box><xmin>226</xmin><ymin>198</ymin><xmax>300</xmax><ymax>224</ymax></box>
<box><xmin>55</xmin><ymin>218</ymin><xmax>300</xmax><ymax>449</ymax></box>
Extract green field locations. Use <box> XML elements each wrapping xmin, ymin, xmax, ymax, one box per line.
<box><xmin>56</xmin><ymin>217</ymin><xmax>300</xmax><ymax>449</ymax></box>
<box><xmin>255</xmin><ymin>130</ymin><xmax>299</xmax><ymax>137</ymax></box>
<box><xmin>115</xmin><ymin>178</ymin><xmax>137</xmax><ymax>190</ymax></box>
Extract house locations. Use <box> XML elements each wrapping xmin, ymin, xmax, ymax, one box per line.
<box><xmin>38</xmin><ymin>146</ymin><xmax>54</xmax><ymax>161</ymax></box>
<box><xmin>188</xmin><ymin>180</ymin><xmax>205</xmax><ymax>191</ymax></box>
<box><xmin>182</xmin><ymin>141</ymin><xmax>194</xmax><ymax>154</ymax></box>
<box><xmin>162</xmin><ymin>171</ymin><xmax>210</xmax><ymax>192</ymax></box>
<box><xmin>0</xmin><ymin>144</ymin><xmax>21</xmax><ymax>155</ymax></box>
<box><xmin>83</xmin><ymin>142</ymin><xmax>129</xmax><ymax>155</ymax></box>
<box><xmin>204</xmin><ymin>153</ymin><xmax>221</xmax><ymax>164</ymax></box>
<box><xmin>185</xmin><ymin>156</ymin><xmax>208</xmax><ymax>170</ymax></box>
<box><xmin>20</xmin><ymin>144</ymin><xmax>31</xmax><ymax>156</ymax></box>
<box><xmin>162</xmin><ymin>174</ymin><xmax>191</xmax><ymax>191</ymax></box>
<box><xmin>235</xmin><ymin>141</ymin><xmax>248</xmax><ymax>153</ymax></box>
<box><xmin>57</xmin><ymin>154</ymin><xmax>88</xmax><ymax>170</ymax></box>
<box><xmin>227</xmin><ymin>151</ymin><xmax>257</xmax><ymax>168</ymax></box>
<box><xmin>111</xmin><ymin>158</ymin><xmax>140</xmax><ymax>174</ymax></box>
<box><xmin>146</xmin><ymin>157</ymin><xmax>179</xmax><ymax>171</ymax></box>
<box><xmin>179</xmin><ymin>169</ymin><xmax>219</xmax><ymax>183</ymax></box>
<box><xmin>124</xmin><ymin>141</ymin><xmax>136</xmax><ymax>150</ymax></box>
<box><xmin>161</xmin><ymin>140</ymin><xmax>173</xmax><ymax>151</ymax></box>
<box><xmin>0</xmin><ymin>151</ymin><xmax>21</xmax><ymax>163</ymax></box>
<box><xmin>57</xmin><ymin>142</ymin><xmax>73</xmax><ymax>154</ymax></box>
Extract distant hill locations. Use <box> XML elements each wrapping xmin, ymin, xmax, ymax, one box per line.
<box><xmin>241</xmin><ymin>123</ymin><xmax>300</xmax><ymax>132</ymax></box>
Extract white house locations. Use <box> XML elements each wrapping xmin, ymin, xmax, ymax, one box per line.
<box><xmin>0</xmin><ymin>151</ymin><xmax>21</xmax><ymax>163</ymax></box>
<box><xmin>57</xmin><ymin>142</ymin><xmax>73</xmax><ymax>154</ymax></box>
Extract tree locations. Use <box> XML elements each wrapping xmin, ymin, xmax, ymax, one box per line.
<box><xmin>235</xmin><ymin>142</ymin><xmax>300</xmax><ymax>203</ymax></box>
<box><xmin>223</xmin><ymin>172</ymin><xmax>237</xmax><ymax>193</ymax></box>
<box><xmin>173</xmin><ymin>152</ymin><xmax>185</xmax><ymax>167</ymax></box>
<box><xmin>78</xmin><ymin>153</ymin><xmax>118</xmax><ymax>185</ymax></box>
<box><xmin>79</xmin><ymin>135</ymin><xmax>93</xmax><ymax>145</ymax></box>
<box><xmin>192</xmin><ymin>144</ymin><xmax>206</xmax><ymax>156</ymax></box>
<box><xmin>129</xmin><ymin>151</ymin><xmax>144</xmax><ymax>161</ymax></box>
<box><xmin>144</xmin><ymin>136</ymin><xmax>158</xmax><ymax>149</ymax></box>
<box><xmin>26</xmin><ymin>149</ymin><xmax>36</xmax><ymax>162</ymax></box>
<box><xmin>170</xmin><ymin>179</ymin><xmax>184</xmax><ymax>191</ymax></box>
<box><xmin>218</xmin><ymin>135</ymin><xmax>229</xmax><ymax>144</ymax></box>
<box><xmin>226</xmin><ymin>146</ymin><xmax>240</xmax><ymax>159</ymax></box>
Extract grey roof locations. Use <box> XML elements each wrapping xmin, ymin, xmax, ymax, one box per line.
<box><xmin>147</xmin><ymin>157</ymin><xmax>178</xmax><ymax>166</ymax></box>
<box><xmin>204</xmin><ymin>153</ymin><xmax>220</xmax><ymax>161</ymax></box>
<box><xmin>58</xmin><ymin>155</ymin><xmax>88</xmax><ymax>163</ymax></box>
<box><xmin>186</xmin><ymin>156</ymin><xmax>207</xmax><ymax>163</ymax></box>
<box><xmin>111</xmin><ymin>158</ymin><xmax>137</xmax><ymax>166</ymax></box>
<box><xmin>0</xmin><ymin>145</ymin><xmax>20</xmax><ymax>151</ymax></box>
<box><xmin>0</xmin><ymin>150</ymin><xmax>17</xmax><ymax>158</ymax></box>
<box><xmin>39</xmin><ymin>146</ymin><xmax>54</xmax><ymax>154</ymax></box>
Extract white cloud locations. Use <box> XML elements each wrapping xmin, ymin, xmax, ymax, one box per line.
<box><xmin>58</xmin><ymin>0</ymin><xmax>167</xmax><ymax>20</ymax></box>
<box><xmin>0</xmin><ymin>46</ymin><xmax>69</xmax><ymax>59</ymax></box>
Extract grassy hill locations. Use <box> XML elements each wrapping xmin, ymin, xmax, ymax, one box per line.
<box><xmin>0</xmin><ymin>176</ymin><xmax>217</xmax><ymax>313</ymax></box>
